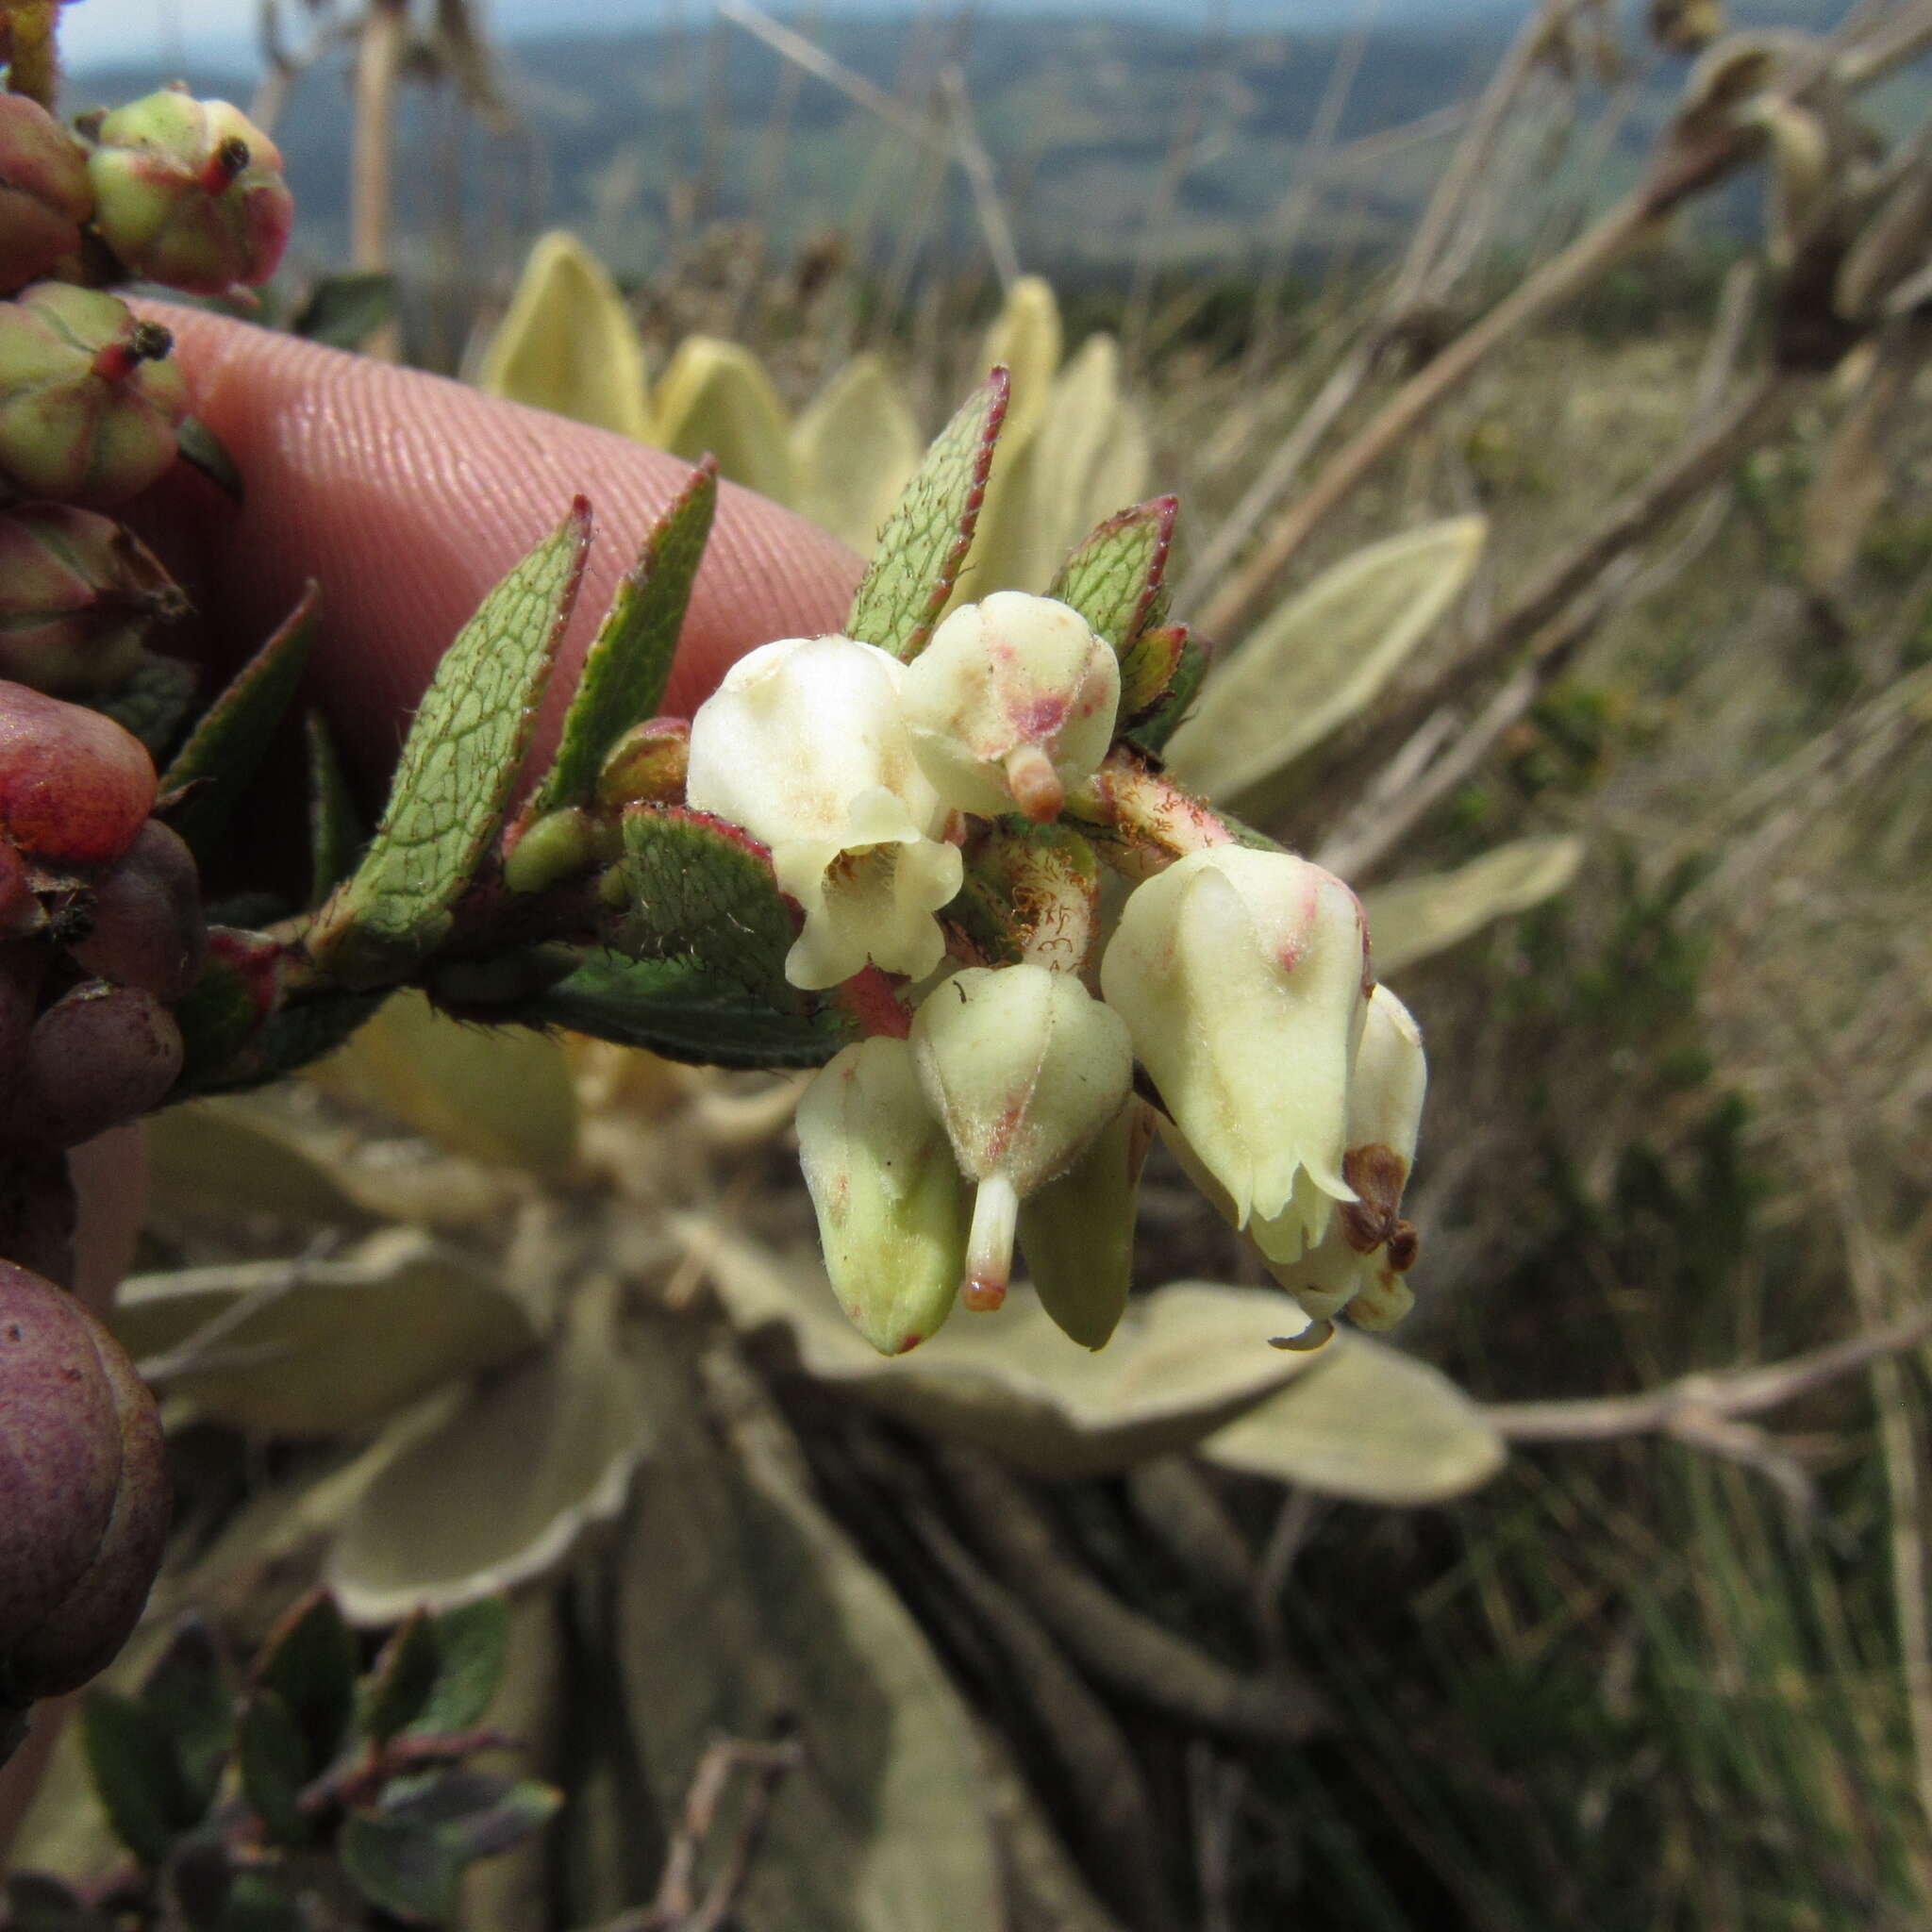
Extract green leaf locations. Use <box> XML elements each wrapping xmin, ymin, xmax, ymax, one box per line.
<box><xmin>1049</xmin><ymin>496</ymin><xmax>1177</xmax><ymax>655</ymax></box>
<box><xmin>136</xmin><ymin>1621</ymin><xmax>232</xmax><ymax>1818</ymax></box>
<box><xmin>236</xmin><ymin>1689</ymin><xmax>311</xmax><ymax>1847</ymax></box>
<box><xmin>304</xmin><ymin>989</ymin><xmax>578</xmax><ymax>1178</ymax></box>
<box><xmin>1199</xmin><ymin>1331</ymin><xmax>1507</xmax><ymax>1504</ymax></box>
<box><xmin>111</xmin><ymin>1227</ymin><xmax>543</xmax><ymax>1437</ymax></box>
<box><xmin>1363</xmin><ymin>834</ymin><xmax>1585</xmax><ymax>975</ymax></box>
<box><xmin>78</xmin><ymin>1690</ymin><xmax>193</xmax><ymax>1867</ymax></box>
<box><xmin>516</xmin><ymin>948</ymin><xmax>851</xmax><ymax>1069</ymax></box>
<box><xmin>213</xmin><ymin>1873</ymin><xmax>305</xmax><ymax>1932</ymax></box>
<box><xmin>652</xmin><ymin>336</ymin><xmax>797</xmax><ymax>505</ymax></box>
<box><xmin>325</xmin><ymin>1288</ymin><xmax>647</xmax><ymax>1624</ymax></box>
<box><xmin>306</xmin><ymin>711</ymin><xmax>364</xmax><ymax>908</ymax></box>
<box><xmin>252</xmin><ymin>1590</ymin><xmax>357</xmax><ymax>1778</ymax></box>
<box><xmin>174</xmin><ymin>415</ymin><xmax>242</xmax><ymax>500</ymax></box>
<box><xmin>310</xmin><ymin>507</ymin><xmax>591</xmax><ymax>987</ymax></box>
<box><xmin>618</xmin><ymin>1345</ymin><xmax>1002</xmax><ymax>1932</ymax></box>
<box><xmin>1167</xmin><ymin>516</ymin><xmax>1487</xmax><ymax>806</ymax></box>
<box><xmin>477</xmin><ymin>231</ymin><xmax>655</xmax><ymax>442</ymax></box>
<box><xmin>358</xmin><ymin>1611</ymin><xmax>441</xmax><ymax>1747</ymax></box>
<box><xmin>291</xmin><ymin>271</ymin><xmax>397</xmax><ymax>351</ymax></box>
<box><xmin>188</xmin><ymin>985</ymin><xmax>387</xmax><ymax>1097</ymax></box>
<box><xmin>620</xmin><ymin>807</ymin><xmax>799</xmax><ymax>999</ymax></box>
<box><xmin>1017</xmin><ymin>1100</ymin><xmax>1144</xmax><ymax>1350</ymax></box>
<box><xmin>704</xmin><ymin>1230</ymin><xmax>1322</xmax><ymax>1477</ymax></box>
<box><xmin>158</xmin><ymin>588</ymin><xmax>320</xmax><ymax>867</ymax></box>
<box><xmin>341</xmin><ymin>1773</ymin><xmax>561</xmax><ymax>1924</ymax></box>
<box><xmin>529</xmin><ymin>460</ymin><xmax>715</xmax><ymax>819</ymax></box>
<box><xmin>411</xmin><ymin>1599</ymin><xmax>513</xmax><ymax>1738</ymax></box>
<box><xmin>1126</xmin><ymin>631</ymin><xmax>1210</xmax><ymax>754</ymax></box>
<box><xmin>846</xmin><ymin>369</ymin><xmax>1009</xmax><ymax>662</ymax></box>
<box><xmin>791</xmin><ymin>354</ymin><xmax>923</xmax><ymax>554</ymax></box>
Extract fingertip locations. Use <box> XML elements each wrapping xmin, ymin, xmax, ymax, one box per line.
<box><xmin>133</xmin><ymin>306</ymin><xmax>862</xmax><ymax>791</ymax></box>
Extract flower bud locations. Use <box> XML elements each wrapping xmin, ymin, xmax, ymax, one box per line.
<box><xmin>87</xmin><ymin>91</ymin><xmax>293</xmax><ymax>295</ymax></box>
<box><xmin>796</xmin><ymin>1035</ymin><xmax>971</xmax><ymax>1356</ymax></box>
<box><xmin>0</xmin><ymin>504</ymin><xmax>183</xmax><ymax>694</ymax></box>
<box><xmin>910</xmin><ymin>963</ymin><xmax>1132</xmax><ymax>1311</ymax></box>
<box><xmin>902</xmin><ymin>592</ymin><xmax>1120</xmax><ymax>824</ymax></box>
<box><xmin>596</xmin><ymin>716</ymin><xmax>691</xmax><ymax>812</ymax></box>
<box><xmin>1100</xmin><ymin>847</ymin><xmax>1370</xmax><ymax>1257</ymax></box>
<box><xmin>1260</xmin><ymin>985</ymin><xmax>1426</xmax><ymax>1329</ymax></box>
<box><xmin>0</xmin><ymin>284</ymin><xmax>188</xmax><ymax>505</ymax></box>
<box><xmin>13</xmin><ymin>979</ymin><xmax>184</xmax><ymax>1149</ymax></box>
<box><xmin>0</xmin><ymin>1261</ymin><xmax>171</xmax><ymax>1701</ymax></box>
<box><xmin>0</xmin><ymin>95</ymin><xmax>92</xmax><ymax>292</ymax></box>
<box><xmin>685</xmin><ymin>634</ymin><xmax>963</xmax><ymax>990</ymax></box>
<box><xmin>0</xmin><ymin>676</ymin><xmax>158</xmax><ymax>866</ymax></box>
<box><xmin>1017</xmin><ymin>1096</ymin><xmax>1152</xmax><ymax>1349</ymax></box>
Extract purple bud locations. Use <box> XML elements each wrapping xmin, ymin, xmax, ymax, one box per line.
<box><xmin>0</xmin><ymin>1262</ymin><xmax>170</xmax><ymax>1701</ymax></box>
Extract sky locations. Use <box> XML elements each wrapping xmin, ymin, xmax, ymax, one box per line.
<box><xmin>62</xmin><ymin>0</ymin><xmax>1496</xmax><ymax>73</ymax></box>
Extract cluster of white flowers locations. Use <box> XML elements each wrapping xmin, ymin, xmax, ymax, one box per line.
<box><xmin>684</xmin><ymin>591</ymin><xmax>1427</xmax><ymax>1356</ymax></box>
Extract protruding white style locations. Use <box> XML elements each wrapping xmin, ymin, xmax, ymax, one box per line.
<box><xmin>908</xmin><ymin>962</ymin><xmax>1133</xmax><ymax>1310</ymax></box>
<box><xmin>685</xmin><ymin>634</ymin><xmax>964</xmax><ymax>989</ymax></box>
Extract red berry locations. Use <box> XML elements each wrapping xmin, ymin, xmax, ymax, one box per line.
<box><xmin>0</xmin><ymin>1260</ymin><xmax>170</xmax><ymax>1700</ymax></box>
<box><xmin>72</xmin><ymin>819</ymin><xmax>206</xmax><ymax>1000</ymax></box>
<box><xmin>0</xmin><ymin>678</ymin><xmax>157</xmax><ymax>867</ymax></box>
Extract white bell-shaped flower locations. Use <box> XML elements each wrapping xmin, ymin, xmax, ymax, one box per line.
<box><xmin>902</xmin><ymin>592</ymin><xmax>1120</xmax><ymax>824</ymax></box>
<box><xmin>796</xmin><ymin>1035</ymin><xmax>971</xmax><ymax>1356</ymax></box>
<box><xmin>1101</xmin><ymin>846</ymin><xmax>1369</xmax><ymax>1257</ymax></box>
<box><xmin>909</xmin><ymin>963</ymin><xmax>1133</xmax><ymax>1312</ymax></box>
<box><xmin>685</xmin><ymin>634</ymin><xmax>964</xmax><ymax>990</ymax></box>
<box><xmin>1260</xmin><ymin>986</ymin><xmax>1426</xmax><ymax>1327</ymax></box>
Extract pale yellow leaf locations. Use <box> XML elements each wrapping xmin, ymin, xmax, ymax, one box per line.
<box><xmin>110</xmin><ymin>1228</ymin><xmax>542</xmax><ymax>1437</ymax></box>
<box><xmin>1364</xmin><ymin>834</ymin><xmax>1585</xmax><ymax>974</ymax></box>
<box><xmin>326</xmin><ymin>1285</ymin><xmax>647</xmax><ymax>1623</ymax></box>
<box><xmin>652</xmin><ymin>336</ymin><xmax>797</xmax><ymax>506</ymax></box>
<box><xmin>1200</xmin><ymin>1330</ymin><xmax>1506</xmax><ymax>1503</ymax></box>
<box><xmin>476</xmin><ymin>230</ymin><xmax>655</xmax><ymax>442</ymax></box>
<box><xmin>1168</xmin><ymin>516</ymin><xmax>1487</xmax><ymax>802</ymax></box>
<box><xmin>618</xmin><ymin>1342</ymin><xmax>1003</xmax><ymax>1931</ymax></box>
<box><xmin>977</xmin><ymin>272</ymin><xmax>1063</xmax><ymax>447</ymax></box>
<box><xmin>791</xmin><ymin>354</ymin><xmax>923</xmax><ymax>554</ymax></box>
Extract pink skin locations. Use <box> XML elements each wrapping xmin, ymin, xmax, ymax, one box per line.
<box><xmin>0</xmin><ymin>682</ymin><xmax>156</xmax><ymax>868</ymax></box>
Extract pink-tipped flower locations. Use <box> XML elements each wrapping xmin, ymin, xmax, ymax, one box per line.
<box><xmin>0</xmin><ymin>94</ymin><xmax>92</xmax><ymax>293</ymax></box>
<box><xmin>1101</xmin><ymin>847</ymin><xmax>1370</xmax><ymax>1260</ymax></box>
<box><xmin>0</xmin><ymin>1261</ymin><xmax>171</xmax><ymax>1701</ymax></box>
<box><xmin>0</xmin><ymin>504</ymin><xmax>182</xmax><ymax>695</ymax></box>
<box><xmin>902</xmin><ymin>592</ymin><xmax>1120</xmax><ymax>824</ymax></box>
<box><xmin>909</xmin><ymin>963</ymin><xmax>1132</xmax><ymax>1312</ymax></box>
<box><xmin>87</xmin><ymin>91</ymin><xmax>293</xmax><ymax>296</ymax></box>
<box><xmin>0</xmin><ymin>284</ymin><xmax>187</xmax><ymax>506</ymax></box>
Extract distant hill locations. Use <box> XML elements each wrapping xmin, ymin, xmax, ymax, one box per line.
<box><xmin>64</xmin><ymin>3</ymin><xmax>1879</xmax><ymax>293</ymax></box>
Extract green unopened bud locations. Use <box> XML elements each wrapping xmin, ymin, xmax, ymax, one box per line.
<box><xmin>596</xmin><ymin>717</ymin><xmax>691</xmax><ymax>812</ymax></box>
<box><xmin>0</xmin><ymin>284</ymin><xmax>187</xmax><ymax>505</ymax></box>
<box><xmin>910</xmin><ymin>963</ymin><xmax>1132</xmax><ymax>1311</ymax></box>
<box><xmin>0</xmin><ymin>1261</ymin><xmax>171</xmax><ymax>1702</ymax></box>
<box><xmin>1017</xmin><ymin>1096</ymin><xmax>1152</xmax><ymax>1349</ymax></box>
<box><xmin>87</xmin><ymin>91</ymin><xmax>293</xmax><ymax>296</ymax></box>
<box><xmin>796</xmin><ymin>1035</ymin><xmax>970</xmax><ymax>1357</ymax></box>
<box><xmin>0</xmin><ymin>95</ymin><xmax>92</xmax><ymax>292</ymax></box>
<box><xmin>504</xmin><ymin>805</ymin><xmax>601</xmax><ymax>895</ymax></box>
<box><xmin>0</xmin><ymin>504</ymin><xmax>183</xmax><ymax>693</ymax></box>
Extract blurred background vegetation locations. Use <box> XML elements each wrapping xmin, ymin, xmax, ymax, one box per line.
<box><xmin>12</xmin><ymin>1</ymin><xmax>1932</xmax><ymax>1927</ymax></box>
